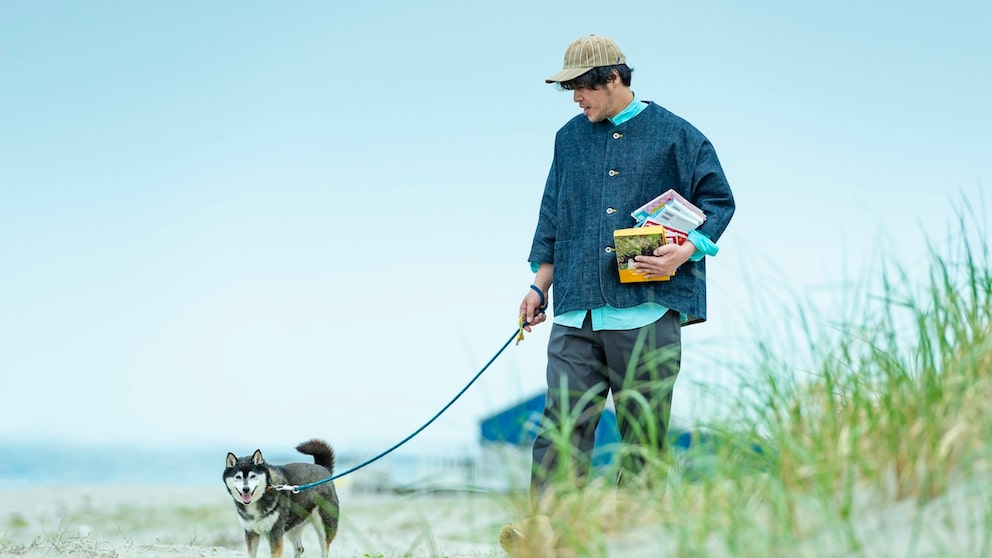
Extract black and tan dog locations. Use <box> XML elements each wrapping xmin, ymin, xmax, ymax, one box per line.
<box><xmin>223</xmin><ymin>439</ymin><xmax>339</xmax><ymax>558</ymax></box>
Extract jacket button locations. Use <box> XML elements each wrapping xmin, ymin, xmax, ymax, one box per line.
<box><xmin>606</xmin><ymin>207</ymin><xmax>616</xmax><ymax>215</ymax></box>
<box><xmin>605</xmin><ymin>247</ymin><xmax>614</xmax><ymax>253</ymax></box>
<box><xmin>608</xmin><ymin>169</ymin><xmax>619</xmax><ymax>177</ymax></box>
<box><xmin>613</xmin><ymin>132</ymin><xmax>623</xmax><ymax>139</ymax></box>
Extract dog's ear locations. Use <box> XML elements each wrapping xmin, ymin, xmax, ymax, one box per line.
<box><xmin>251</xmin><ymin>449</ymin><xmax>264</xmax><ymax>465</ymax></box>
<box><xmin>226</xmin><ymin>452</ymin><xmax>237</xmax><ymax>468</ymax></box>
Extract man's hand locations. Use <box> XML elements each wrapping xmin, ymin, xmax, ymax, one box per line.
<box><xmin>630</xmin><ymin>240</ymin><xmax>696</xmax><ymax>279</ymax></box>
<box><xmin>519</xmin><ymin>287</ymin><xmax>548</xmax><ymax>332</ymax></box>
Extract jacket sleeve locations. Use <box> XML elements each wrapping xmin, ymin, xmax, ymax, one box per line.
<box><xmin>528</xmin><ymin>144</ymin><xmax>560</xmax><ymax>265</ymax></box>
<box><xmin>691</xmin><ymin>140</ymin><xmax>735</xmax><ymax>243</ymax></box>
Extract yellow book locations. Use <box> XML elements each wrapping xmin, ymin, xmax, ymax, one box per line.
<box><xmin>613</xmin><ymin>226</ymin><xmax>673</xmax><ymax>283</ymax></box>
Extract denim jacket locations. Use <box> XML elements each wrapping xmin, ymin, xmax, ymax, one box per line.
<box><xmin>528</xmin><ymin>102</ymin><xmax>735</xmax><ymax>325</ymax></box>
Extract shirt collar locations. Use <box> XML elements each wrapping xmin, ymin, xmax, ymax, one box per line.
<box><xmin>608</xmin><ymin>93</ymin><xmax>647</xmax><ymax>126</ymax></box>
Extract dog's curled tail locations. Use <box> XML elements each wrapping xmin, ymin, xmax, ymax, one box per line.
<box><xmin>296</xmin><ymin>438</ymin><xmax>335</xmax><ymax>473</ymax></box>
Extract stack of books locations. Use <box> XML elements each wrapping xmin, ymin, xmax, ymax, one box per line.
<box><xmin>613</xmin><ymin>189</ymin><xmax>706</xmax><ymax>283</ymax></box>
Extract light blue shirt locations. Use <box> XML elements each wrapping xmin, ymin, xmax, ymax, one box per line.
<box><xmin>539</xmin><ymin>94</ymin><xmax>719</xmax><ymax>331</ymax></box>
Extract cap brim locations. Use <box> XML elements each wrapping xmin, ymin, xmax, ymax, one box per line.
<box><xmin>545</xmin><ymin>67</ymin><xmax>592</xmax><ymax>84</ymax></box>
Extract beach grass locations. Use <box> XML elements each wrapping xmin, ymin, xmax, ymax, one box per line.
<box><xmin>500</xmin><ymin>207</ymin><xmax>992</xmax><ymax>557</ymax></box>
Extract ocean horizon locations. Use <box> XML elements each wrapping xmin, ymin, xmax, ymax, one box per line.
<box><xmin>0</xmin><ymin>441</ymin><xmax>479</xmax><ymax>490</ymax></box>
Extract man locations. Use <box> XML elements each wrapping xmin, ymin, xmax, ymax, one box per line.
<box><xmin>520</xmin><ymin>34</ymin><xmax>736</xmax><ymax>505</ymax></box>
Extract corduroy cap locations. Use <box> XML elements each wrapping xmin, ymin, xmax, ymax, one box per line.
<box><xmin>545</xmin><ymin>34</ymin><xmax>626</xmax><ymax>84</ymax></box>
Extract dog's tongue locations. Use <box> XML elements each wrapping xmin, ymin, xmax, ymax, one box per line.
<box><xmin>241</xmin><ymin>491</ymin><xmax>253</xmax><ymax>504</ymax></box>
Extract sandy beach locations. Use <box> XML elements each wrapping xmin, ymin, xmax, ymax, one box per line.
<box><xmin>3</xmin><ymin>470</ymin><xmax>992</xmax><ymax>558</ymax></box>
<box><xmin>0</xmin><ymin>484</ymin><xmax>517</xmax><ymax>558</ymax></box>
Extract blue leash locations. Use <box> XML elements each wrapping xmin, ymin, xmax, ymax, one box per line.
<box><xmin>276</xmin><ymin>288</ymin><xmax>547</xmax><ymax>493</ymax></box>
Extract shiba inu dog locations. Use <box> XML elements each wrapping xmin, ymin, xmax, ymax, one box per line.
<box><xmin>224</xmin><ymin>439</ymin><xmax>339</xmax><ymax>558</ymax></box>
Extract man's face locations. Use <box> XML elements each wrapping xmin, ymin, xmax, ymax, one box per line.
<box><xmin>572</xmin><ymin>77</ymin><xmax>624</xmax><ymax>123</ymax></box>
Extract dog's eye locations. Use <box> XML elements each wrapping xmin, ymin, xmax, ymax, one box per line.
<box><xmin>248</xmin><ymin>472</ymin><xmax>257</xmax><ymax>480</ymax></box>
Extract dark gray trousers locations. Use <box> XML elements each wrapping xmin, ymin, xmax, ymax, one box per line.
<box><xmin>531</xmin><ymin>310</ymin><xmax>681</xmax><ymax>495</ymax></box>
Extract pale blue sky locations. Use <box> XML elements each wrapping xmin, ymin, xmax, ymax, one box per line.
<box><xmin>1</xmin><ymin>1</ymin><xmax>989</xmax><ymax>453</ymax></box>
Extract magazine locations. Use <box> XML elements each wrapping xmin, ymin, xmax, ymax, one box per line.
<box><xmin>613</xmin><ymin>226</ymin><xmax>673</xmax><ymax>283</ymax></box>
<box><xmin>631</xmin><ymin>189</ymin><xmax>705</xmax><ymax>231</ymax></box>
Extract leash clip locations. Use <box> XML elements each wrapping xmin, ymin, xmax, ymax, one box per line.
<box><xmin>274</xmin><ymin>484</ymin><xmax>300</xmax><ymax>493</ymax></box>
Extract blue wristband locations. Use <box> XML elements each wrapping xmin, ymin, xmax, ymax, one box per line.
<box><xmin>529</xmin><ymin>284</ymin><xmax>546</xmax><ymax>309</ymax></box>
